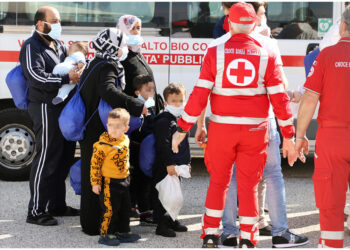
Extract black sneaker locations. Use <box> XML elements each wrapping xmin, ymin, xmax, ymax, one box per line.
<box><xmin>49</xmin><ymin>206</ymin><xmax>80</xmax><ymax>217</ymax></box>
<box><xmin>272</xmin><ymin>229</ymin><xmax>309</xmax><ymax>248</ymax></box>
<box><xmin>26</xmin><ymin>213</ymin><xmax>58</xmax><ymax>226</ymax></box>
<box><xmin>171</xmin><ymin>219</ymin><xmax>188</xmax><ymax>232</ymax></box>
<box><xmin>259</xmin><ymin>225</ymin><xmax>272</xmax><ymax>236</ymax></box>
<box><xmin>202</xmin><ymin>234</ymin><xmax>219</xmax><ymax>248</ymax></box>
<box><xmin>220</xmin><ymin>233</ymin><xmax>238</xmax><ymax>247</ymax></box>
<box><xmin>239</xmin><ymin>239</ymin><xmax>255</xmax><ymax>248</ymax></box>
<box><xmin>115</xmin><ymin>232</ymin><xmax>141</xmax><ymax>243</ymax></box>
<box><xmin>156</xmin><ymin>216</ymin><xmax>176</xmax><ymax>237</ymax></box>
<box><xmin>98</xmin><ymin>234</ymin><xmax>120</xmax><ymax>246</ymax></box>
<box><xmin>140</xmin><ymin>212</ymin><xmax>157</xmax><ymax>227</ymax></box>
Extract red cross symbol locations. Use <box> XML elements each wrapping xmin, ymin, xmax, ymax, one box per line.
<box><xmin>230</xmin><ymin>62</ymin><xmax>252</xmax><ymax>84</ymax></box>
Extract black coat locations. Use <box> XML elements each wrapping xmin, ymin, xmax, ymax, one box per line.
<box><xmin>78</xmin><ymin>57</ymin><xmax>144</xmax><ymax>235</ymax></box>
<box><xmin>19</xmin><ymin>31</ymin><xmax>69</xmax><ymax>104</ymax></box>
<box><xmin>153</xmin><ymin>112</ymin><xmax>191</xmax><ymax>183</ymax></box>
<box><xmin>121</xmin><ymin>50</ymin><xmax>163</xmax><ymax>114</ymax></box>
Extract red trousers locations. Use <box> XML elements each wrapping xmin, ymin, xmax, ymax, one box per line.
<box><xmin>314</xmin><ymin>123</ymin><xmax>350</xmax><ymax>248</ymax></box>
<box><xmin>201</xmin><ymin>121</ymin><xmax>268</xmax><ymax>244</ymax></box>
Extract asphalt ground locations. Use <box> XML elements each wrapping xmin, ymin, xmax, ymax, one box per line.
<box><xmin>1</xmin><ymin>155</ymin><xmax>350</xmax><ymax>248</ymax></box>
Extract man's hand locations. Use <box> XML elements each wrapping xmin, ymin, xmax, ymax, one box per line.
<box><xmin>172</xmin><ymin>131</ymin><xmax>187</xmax><ymax>153</ymax></box>
<box><xmin>295</xmin><ymin>136</ymin><xmax>309</xmax><ymax>163</ymax></box>
<box><xmin>167</xmin><ymin>165</ymin><xmax>177</xmax><ymax>176</ymax></box>
<box><xmin>92</xmin><ymin>185</ymin><xmax>101</xmax><ymax>195</ymax></box>
<box><xmin>195</xmin><ymin>124</ymin><xmax>207</xmax><ymax>146</ymax></box>
<box><xmin>68</xmin><ymin>67</ymin><xmax>81</xmax><ymax>84</ymax></box>
<box><xmin>282</xmin><ymin>137</ymin><xmax>297</xmax><ymax>166</ymax></box>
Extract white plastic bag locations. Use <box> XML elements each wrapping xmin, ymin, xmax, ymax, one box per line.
<box><xmin>175</xmin><ymin>164</ymin><xmax>191</xmax><ymax>178</ymax></box>
<box><xmin>155</xmin><ymin>165</ymin><xmax>191</xmax><ymax>221</ymax></box>
<box><xmin>156</xmin><ymin>175</ymin><xmax>183</xmax><ymax>221</ymax></box>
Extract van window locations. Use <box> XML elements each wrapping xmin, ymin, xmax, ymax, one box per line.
<box><xmin>0</xmin><ymin>2</ymin><xmax>15</xmax><ymax>25</ymax></box>
<box><xmin>267</xmin><ymin>2</ymin><xmax>333</xmax><ymax>40</ymax></box>
<box><xmin>0</xmin><ymin>2</ymin><xmax>169</xmax><ymax>30</ymax></box>
<box><xmin>171</xmin><ymin>2</ymin><xmax>224</xmax><ymax>38</ymax></box>
<box><xmin>22</xmin><ymin>2</ymin><xmax>155</xmax><ymax>26</ymax></box>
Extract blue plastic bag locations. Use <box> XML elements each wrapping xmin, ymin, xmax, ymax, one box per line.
<box><xmin>70</xmin><ymin>159</ymin><xmax>81</xmax><ymax>195</ymax></box>
<box><xmin>59</xmin><ymin>60</ymin><xmax>105</xmax><ymax>141</ymax></box>
<box><xmin>98</xmin><ymin>99</ymin><xmax>142</xmax><ymax>135</ymax></box>
<box><xmin>5</xmin><ymin>65</ymin><xmax>29</xmax><ymax>110</ymax></box>
<box><xmin>139</xmin><ymin>133</ymin><xmax>156</xmax><ymax>177</ymax></box>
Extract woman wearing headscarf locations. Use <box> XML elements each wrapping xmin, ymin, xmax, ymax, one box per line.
<box><xmin>117</xmin><ymin>15</ymin><xmax>163</xmax><ymax>225</ymax></box>
<box><xmin>79</xmin><ymin>27</ymin><xmax>147</xmax><ymax>235</ymax></box>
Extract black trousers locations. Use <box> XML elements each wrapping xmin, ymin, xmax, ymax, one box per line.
<box><xmin>152</xmin><ymin>163</ymin><xmax>168</xmax><ymax>223</ymax></box>
<box><xmin>27</xmin><ymin>103</ymin><xmax>75</xmax><ymax>216</ymax></box>
<box><xmin>99</xmin><ymin>177</ymin><xmax>131</xmax><ymax>235</ymax></box>
<box><xmin>80</xmin><ymin>113</ymin><xmax>105</xmax><ymax>235</ymax></box>
<box><xmin>129</xmin><ymin>142</ymin><xmax>153</xmax><ymax>213</ymax></box>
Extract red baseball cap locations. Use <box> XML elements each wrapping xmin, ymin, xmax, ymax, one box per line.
<box><xmin>229</xmin><ymin>2</ymin><xmax>256</xmax><ymax>24</ymax></box>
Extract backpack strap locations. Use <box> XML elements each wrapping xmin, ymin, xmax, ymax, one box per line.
<box><xmin>77</xmin><ymin>60</ymin><xmax>107</xmax><ymax>128</ymax></box>
<box><xmin>77</xmin><ymin>60</ymin><xmax>107</xmax><ymax>92</ymax></box>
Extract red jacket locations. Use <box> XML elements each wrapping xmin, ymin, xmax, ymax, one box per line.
<box><xmin>178</xmin><ymin>33</ymin><xmax>295</xmax><ymax>138</ymax></box>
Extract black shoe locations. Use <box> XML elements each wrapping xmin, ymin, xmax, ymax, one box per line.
<box><xmin>202</xmin><ymin>234</ymin><xmax>219</xmax><ymax>248</ymax></box>
<box><xmin>272</xmin><ymin>229</ymin><xmax>309</xmax><ymax>248</ymax></box>
<box><xmin>171</xmin><ymin>219</ymin><xmax>188</xmax><ymax>232</ymax></box>
<box><xmin>115</xmin><ymin>232</ymin><xmax>141</xmax><ymax>243</ymax></box>
<box><xmin>140</xmin><ymin>211</ymin><xmax>157</xmax><ymax>227</ymax></box>
<box><xmin>220</xmin><ymin>233</ymin><xmax>237</xmax><ymax>247</ymax></box>
<box><xmin>239</xmin><ymin>239</ymin><xmax>255</xmax><ymax>248</ymax></box>
<box><xmin>259</xmin><ymin>225</ymin><xmax>272</xmax><ymax>236</ymax></box>
<box><xmin>98</xmin><ymin>234</ymin><xmax>120</xmax><ymax>246</ymax></box>
<box><xmin>156</xmin><ymin>215</ymin><xmax>176</xmax><ymax>237</ymax></box>
<box><xmin>26</xmin><ymin>213</ymin><xmax>58</xmax><ymax>226</ymax></box>
<box><xmin>49</xmin><ymin>206</ymin><xmax>80</xmax><ymax>217</ymax></box>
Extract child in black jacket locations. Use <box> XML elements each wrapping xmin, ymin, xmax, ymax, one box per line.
<box><xmin>153</xmin><ymin>83</ymin><xmax>191</xmax><ymax>237</ymax></box>
<box><xmin>129</xmin><ymin>74</ymin><xmax>157</xmax><ymax>225</ymax></box>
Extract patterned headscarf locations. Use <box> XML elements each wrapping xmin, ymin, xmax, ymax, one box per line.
<box><xmin>92</xmin><ymin>28</ymin><xmax>126</xmax><ymax>89</ymax></box>
<box><xmin>117</xmin><ymin>15</ymin><xmax>142</xmax><ymax>36</ymax></box>
<box><xmin>92</xmin><ymin>28</ymin><xmax>127</xmax><ymax>61</ymax></box>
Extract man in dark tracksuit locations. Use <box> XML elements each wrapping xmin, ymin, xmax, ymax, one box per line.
<box><xmin>19</xmin><ymin>6</ymin><xmax>81</xmax><ymax>226</ymax></box>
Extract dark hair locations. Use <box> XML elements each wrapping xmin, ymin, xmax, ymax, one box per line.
<box><xmin>107</xmin><ymin>108</ymin><xmax>130</xmax><ymax>126</ymax></box>
<box><xmin>133</xmin><ymin>74</ymin><xmax>154</xmax><ymax>91</ymax></box>
<box><xmin>34</xmin><ymin>8</ymin><xmax>46</xmax><ymax>25</ymax></box>
<box><xmin>247</xmin><ymin>2</ymin><xmax>267</xmax><ymax>13</ymax></box>
<box><xmin>71</xmin><ymin>41</ymin><xmax>89</xmax><ymax>56</ymax></box>
<box><xmin>346</xmin><ymin>2</ymin><xmax>350</xmax><ymax>7</ymax></box>
<box><xmin>222</xmin><ymin>2</ymin><xmax>236</xmax><ymax>10</ymax></box>
<box><xmin>163</xmin><ymin>83</ymin><xmax>186</xmax><ymax>102</ymax></box>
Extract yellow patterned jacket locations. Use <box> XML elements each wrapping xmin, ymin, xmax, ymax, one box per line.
<box><xmin>90</xmin><ymin>132</ymin><xmax>130</xmax><ymax>186</ymax></box>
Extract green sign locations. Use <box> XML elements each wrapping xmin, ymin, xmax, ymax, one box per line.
<box><xmin>318</xmin><ymin>18</ymin><xmax>333</xmax><ymax>37</ymax></box>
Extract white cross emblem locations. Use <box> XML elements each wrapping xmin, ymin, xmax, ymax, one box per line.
<box><xmin>226</xmin><ymin>59</ymin><xmax>256</xmax><ymax>87</ymax></box>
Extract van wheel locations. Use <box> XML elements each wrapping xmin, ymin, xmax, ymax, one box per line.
<box><xmin>0</xmin><ymin>108</ymin><xmax>35</xmax><ymax>181</ymax></box>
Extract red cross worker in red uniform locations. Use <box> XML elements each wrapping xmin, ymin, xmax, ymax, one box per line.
<box><xmin>296</xmin><ymin>6</ymin><xmax>350</xmax><ymax>248</ymax></box>
<box><xmin>172</xmin><ymin>3</ymin><xmax>297</xmax><ymax>248</ymax></box>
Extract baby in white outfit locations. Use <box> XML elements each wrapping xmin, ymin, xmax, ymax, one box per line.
<box><xmin>52</xmin><ymin>41</ymin><xmax>88</xmax><ymax>105</ymax></box>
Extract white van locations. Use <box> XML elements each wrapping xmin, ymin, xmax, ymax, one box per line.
<box><xmin>0</xmin><ymin>1</ymin><xmax>346</xmax><ymax>179</ymax></box>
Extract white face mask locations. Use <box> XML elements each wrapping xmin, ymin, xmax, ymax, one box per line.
<box><xmin>144</xmin><ymin>97</ymin><xmax>155</xmax><ymax>108</ymax></box>
<box><xmin>259</xmin><ymin>16</ymin><xmax>267</xmax><ymax>28</ymax></box>
<box><xmin>119</xmin><ymin>46</ymin><xmax>129</xmax><ymax>61</ymax></box>
<box><xmin>45</xmin><ymin>22</ymin><xmax>62</xmax><ymax>40</ymax></box>
<box><xmin>137</xmin><ymin>94</ymin><xmax>146</xmax><ymax>103</ymax></box>
<box><xmin>165</xmin><ymin>104</ymin><xmax>184</xmax><ymax>118</ymax></box>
